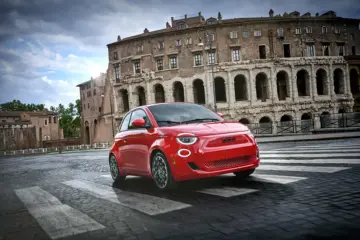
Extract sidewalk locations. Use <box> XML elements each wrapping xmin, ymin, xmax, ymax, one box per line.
<box><xmin>256</xmin><ymin>131</ymin><xmax>360</xmax><ymax>143</ymax></box>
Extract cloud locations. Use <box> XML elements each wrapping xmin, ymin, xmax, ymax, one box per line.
<box><xmin>0</xmin><ymin>0</ymin><xmax>359</xmax><ymax>107</ymax></box>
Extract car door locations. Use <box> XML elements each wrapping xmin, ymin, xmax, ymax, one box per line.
<box><xmin>126</xmin><ymin>109</ymin><xmax>153</xmax><ymax>174</ymax></box>
<box><xmin>114</xmin><ymin>112</ymin><xmax>133</xmax><ymax>171</ymax></box>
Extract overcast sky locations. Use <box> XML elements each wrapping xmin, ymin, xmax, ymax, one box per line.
<box><xmin>0</xmin><ymin>0</ymin><xmax>359</xmax><ymax>108</ymax></box>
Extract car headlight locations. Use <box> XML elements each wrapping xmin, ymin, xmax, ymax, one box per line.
<box><xmin>176</xmin><ymin>133</ymin><xmax>198</xmax><ymax>145</ymax></box>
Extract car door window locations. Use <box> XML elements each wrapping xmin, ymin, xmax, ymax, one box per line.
<box><xmin>129</xmin><ymin>109</ymin><xmax>150</xmax><ymax>129</ymax></box>
<box><xmin>119</xmin><ymin>112</ymin><xmax>132</xmax><ymax>132</ymax></box>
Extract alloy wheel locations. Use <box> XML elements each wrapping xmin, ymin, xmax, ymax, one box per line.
<box><xmin>109</xmin><ymin>156</ymin><xmax>119</xmax><ymax>180</ymax></box>
<box><xmin>152</xmin><ymin>154</ymin><xmax>169</xmax><ymax>189</ymax></box>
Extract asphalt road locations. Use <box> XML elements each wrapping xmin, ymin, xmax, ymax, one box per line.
<box><xmin>1</xmin><ymin>138</ymin><xmax>360</xmax><ymax>240</ymax></box>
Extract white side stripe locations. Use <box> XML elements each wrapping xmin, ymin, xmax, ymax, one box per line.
<box><xmin>195</xmin><ymin>187</ymin><xmax>258</xmax><ymax>197</ymax></box>
<box><xmin>14</xmin><ymin>186</ymin><xmax>105</xmax><ymax>239</ymax></box>
<box><xmin>260</xmin><ymin>159</ymin><xmax>360</xmax><ymax>164</ymax></box>
<box><xmin>63</xmin><ymin>180</ymin><xmax>191</xmax><ymax>215</ymax></box>
<box><xmin>258</xmin><ymin>165</ymin><xmax>349</xmax><ymax>173</ymax></box>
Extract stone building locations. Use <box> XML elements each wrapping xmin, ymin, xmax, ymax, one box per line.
<box><xmin>0</xmin><ymin>110</ymin><xmax>63</xmax><ymax>150</ymax></box>
<box><xmin>105</xmin><ymin>10</ymin><xmax>360</xmax><ymax>133</ymax></box>
<box><xmin>77</xmin><ymin>73</ymin><xmax>114</xmax><ymax>144</ymax></box>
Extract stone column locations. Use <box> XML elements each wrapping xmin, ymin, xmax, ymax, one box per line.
<box><xmin>329</xmin><ymin>63</ymin><xmax>335</xmax><ymax>96</ymax></box>
<box><xmin>345</xmin><ymin>63</ymin><xmax>351</xmax><ymax>96</ymax></box>
<box><xmin>165</xmin><ymin>83</ymin><xmax>173</xmax><ymax>102</ymax></box>
<box><xmin>206</xmin><ymin>69</ymin><xmax>214</xmax><ymax>107</ymax></box>
<box><xmin>227</xmin><ymin>72</ymin><xmax>235</xmax><ymax>109</ymax></box>
<box><xmin>314</xmin><ymin>115</ymin><xmax>321</xmax><ymax>130</ymax></box>
<box><xmin>128</xmin><ymin>84</ymin><xmax>135</xmax><ymax>109</ymax></box>
<box><xmin>186</xmin><ymin>80</ymin><xmax>194</xmax><ymax>103</ymax></box>
<box><xmin>146</xmin><ymin>80</ymin><xmax>153</xmax><ymax>104</ymax></box>
<box><xmin>311</xmin><ymin>64</ymin><xmax>318</xmax><ymax>99</ymax></box>
<box><xmin>270</xmin><ymin>67</ymin><xmax>278</xmax><ymax>102</ymax></box>
<box><xmin>291</xmin><ymin>65</ymin><xmax>298</xmax><ymax>100</ymax></box>
<box><xmin>249</xmin><ymin>69</ymin><xmax>256</xmax><ymax>104</ymax></box>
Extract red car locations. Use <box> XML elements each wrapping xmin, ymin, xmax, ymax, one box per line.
<box><xmin>109</xmin><ymin>102</ymin><xmax>260</xmax><ymax>190</ymax></box>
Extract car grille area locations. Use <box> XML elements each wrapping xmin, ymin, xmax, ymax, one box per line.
<box><xmin>204</xmin><ymin>156</ymin><xmax>253</xmax><ymax>170</ymax></box>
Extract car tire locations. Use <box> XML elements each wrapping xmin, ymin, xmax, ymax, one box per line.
<box><xmin>151</xmin><ymin>151</ymin><xmax>177</xmax><ymax>190</ymax></box>
<box><xmin>233</xmin><ymin>168</ymin><xmax>255</xmax><ymax>179</ymax></box>
<box><xmin>109</xmin><ymin>154</ymin><xmax>126</xmax><ymax>183</ymax></box>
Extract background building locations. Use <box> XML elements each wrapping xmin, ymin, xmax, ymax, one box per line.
<box><xmin>104</xmin><ymin>10</ymin><xmax>360</xmax><ymax>134</ymax></box>
<box><xmin>77</xmin><ymin>72</ymin><xmax>114</xmax><ymax>144</ymax></box>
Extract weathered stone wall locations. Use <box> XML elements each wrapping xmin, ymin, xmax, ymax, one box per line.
<box><xmin>0</xmin><ymin>125</ymin><xmax>37</xmax><ymax>151</ymax></box>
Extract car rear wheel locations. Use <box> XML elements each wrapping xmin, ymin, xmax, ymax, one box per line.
<box><xmin>109</xmin><ymin>154</ymin><xmax>126</xmax><ymax>183</ymax></box>
<box><xmin>151</xmin><ymin>152</ymin><xmax>177</xmax><ymax>190</ymax></box>
<box><xmin>233</xmin><ymin>169</ymin><xmax>255</xmax><ymax>179</ymax></box>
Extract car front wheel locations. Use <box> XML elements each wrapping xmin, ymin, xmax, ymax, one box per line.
<box><xmin>233</xmin><ymin>168</ymin><xmax>255</xmax><ymax>179</ymax></box>
<box><xmin>151</xmin><ymin>152</ymin><xmax>177</xmax><ymax>190</ymax></box>
<box><xmin>109</xmin><ymin>154</ymin><xmax>126</xmax><ymax>183</ymax></box>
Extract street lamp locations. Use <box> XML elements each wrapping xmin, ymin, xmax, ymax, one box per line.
<box><xmin>101</xmin><ymin>93</ymin><xmax>114</xmax><ymax>137</ymax></box>
<box><xmin>197</xmin><ymin>29</ymin><xmax>217</xmax><ymax>112</ymax></box>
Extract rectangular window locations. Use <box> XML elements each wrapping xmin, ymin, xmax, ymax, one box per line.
<box><xmin>208</xmin><ymin>52</ymin><xmax>215</xmax><ymax>64</ymax></box>
<box><xmin>137</xmin><ymin>45</ymin><xmax>143</xmax><ymax>53</ymax></box>
<box><xmin>242</xmin><ymin>31</ymin><xmax>248</xmax><ymax>38</ymax></box>
<box><xmin>114</xmin><ymin>66</ymin><xmax>120</xmax><ymax>82</ymax></box>
<box><xmin>277</xmin><ymin>28</ymin><xmax>284</xmax><ymax>37</ymax></box>
<box><xmin>295</xmin><ymin>28</ymin><xmax>301</xmax><ymax>34</ymax></box>
<box><xmin>99</xmin><ymin>107</ymin><xmax>102</xmax><ymax>113</ymax></box>
<box><xmin>207</xmin><ymin>34</ymin><xmax>215</xmax><ymax>42</ymax></box>
<box><xmin>322</xmin><ymin>26</ymin><xmax>328</xmax><ymax>33</ymax></box>
<box><xmin>176</xmin><ymin>39</ymin><xmax>181</xmax><ymax>46</ymax></box>
<box><xmin>322</xmin><ymin>44</ymin><xmax>330</xmax><ymax>56</ymax></box>
<box><xmin>169</xmin><ymin>56</ymin><xmax>177</xmax><ymax>69</ymax></box>
<box><xmin>158</xmin><ymin>41</ymin><xmax>164</xmax><ymax>49</ymax></box>
<box><xmin>186</xmin><ymin>37</ymin><xmax>192</xmax><ymax>45</ymax></box>
<box><xmin>44</xmin><ymin>119</ymin><xmax>48</xmax><ymax>126</ymax></box>
<box><xmin>254</xmin><ymin>30</ymin><xmax>262</xmax><ymax>37</ymax></box>
<box><xmin>48</xmin><ymin>116</ymin><xmax>51</xmax><ymax>124</ymax></box>
<box><xmin>283</xmin><ymin>44</ymin><xmax>291</xmax><ymax>57</ymax></box>
<box><xmin>113</xmin><ymin>51</ymin><xmax>118</xmax><ymax>60</ymax></box>
<box><xmin>232</xmin><ymin>48</ymin><xmax>240</xmax><ymax>61</ymax></box>
<box><xmin>335</xmin><ymin>28</ymin><xmax>340</xmax><ymax>34</ymax></box>
<box><xmin>337</xmin><ymin>44</ymin><xmax>344</xmax><ymax>56</ymax></box>
<box><xmin>93</xmin><ymin>89</ymin><xmax>96</xmax><ymax>95</ymax></box>
<box><xmin>87</xmin><ymin>91</ymin><xmax>91</xmax><ymax>97</ymax></box>
<box><xmin>83</xmin><ymin>104</ymin><xmax>86</xmax><ymax>110</ymax></box>
<box><xmin>88</xmin><ymin>103</ymin><xmax>90</xmax><ymax>109</ymax></box>
<box><xmin>230</xmin><ymin>31</ymin><xmax>238</xmax><ymax>39</ymax></box>
<box><xmin>134</xmin><ymin>61</ymin><xmax>141</xmax><ymax>73</ymax></box>
<box><xmin>352</xmin><ymin>46</ymin><xmax>356</xmax><ymax>55</ymax></box>
<box><xmin>307</xmin><ymin>44</ymin><xmax>315</xmax><ymax>57</ymax></box>
<box><xmin>156</xmin><ymin>58</ymin><xmax>163</xmax><ymax>71</ymax></box>
<box><xmin>305</xmin><ymin>27</ymin><xmax>312</xmax><ymax>34</ymax></box>
<box><xmin>194</xmin><ymin>53</ymin><xmax>202</xmax><ymax>66</ymax></box>
<box><xmin>259</xmin><ymin>45</ymin><xmax>266</xmax><ymax>59</ymax></box>
<box><xmin>54</xmin><ymin>116</ymin><xmax>57</xmax><ymax>124</ymax></box>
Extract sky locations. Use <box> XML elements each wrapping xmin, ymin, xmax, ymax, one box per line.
<box><xmin>0</xmin><ymin>0</ymin><xmax>359</xmax><ymax>109</ymax></box>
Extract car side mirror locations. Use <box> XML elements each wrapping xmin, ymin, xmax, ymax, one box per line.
<box><xmin>132</xmin><ymin>118</ymin><xmax>146</xmax><ymax>128</ymax></box>
<box><xmin>216</xmin><ymin>112</ymin><xmax>224</xmax><ymax>118</ymax></box>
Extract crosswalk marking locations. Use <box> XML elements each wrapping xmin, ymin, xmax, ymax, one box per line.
<box><xmin>195</xmin><ymin>187</ymin><xmax>258</xmax><ymax>197</ymax></box>
<box><xmin>260</xmin><ymin>149</ymin><xmax>360</xmax><ymax>154</ymax></box>
<box><xmin>62</xmin><ymin>180</ymin><xmax>191</xmax><ymax>216</ymax></box>
<box><xmin>14</xmin><ymin>186</ymin><xmax>105</xmax><ymax>239</ymax></box>
<box><xmin>272</xmin><ymin>144</ymin><xmax>360</xmax><ymax>151</ymax></box>
<box><xmin>258</xmin><ymin>165</ymin><xmax>349</xmax><ymax>173</ymax></box>
<box><xmin>259</xmin><ymin>153</ymin><xmax>360</xmax><ymax>159</ymax></box>
<box><xmin>260</xmin><ymin>159</ymin><xmax>360</xmax><ymax>164</ymax></box>
<box><xmin>221</xmin><ymin>173</ymin><xmax>307</xmax><ymax>184</ymax></box>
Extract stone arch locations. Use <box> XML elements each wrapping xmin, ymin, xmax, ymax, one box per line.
<box><xmin>214</xmin><ymin>77</ymin><xmax>226</xmax><ymax>102</ymax></box>
<box><xmin>154</xmin><ymin>83</ymin><xmax>165</xmax><ymax>103</ymax></box>
<box><xmin>239</xmin><ymin>118</ymin><xmax>250</xmax><ymax>125</ymax></box>
<box><xmin>256</xmin><ymin>72</ymin><xmax>269</xmax><ymax>101</ymax></box>
<box><xmin>316</xmin><ymin>68</ymin><xmax>328</xmax><ymax>95</ymax></box>
<box><xmin>350</xmin><ymin>68</ymin><xmax>359</xmax><ymax>94</ymax></box>
<box><xmin>333</xmin><ymin>68</ymin><xmax>345</xmax><ymax>94</ymax></box>
<box><xmin>259</xmin><ymin>116</ymin><xmax>272</xmax><ymax>124</ymax></box>
<box><xmin>276</xmin><ymin>71</ymin><xmax>289</xmax><ymax>101</ymax></box>
<box><xmin>84</xmin><ymin>121</ymin><xmax>90</xmax><ymax>144</ymax></box>
<box><xmin>119</xmin><ymin>89</ymin><xmax>130</xmax><ymax>112</ymax></box>
<box><xmin>137</xmin><ymin>86</ymin><xmax>146</xmax><ymax>106</ymax></box>
<box><xmin>301</xmin><ymin>113</ymin><xmax>312</xmax><ymax>120</ymax></box>
<box><xmin>193</xmin><ymin>79</ymin><xmax>205</xmax><ymax>104</ymax></box>
<box><xmin>173</xmin><ymin>81</ymin><xmax>185</xmax><ymax>102</ymax></box>
<box><xmin>234</xmin><ymin>74</ymin><xmax>248</xmax><ymax>101</ymax></box>
<box><xmin>280</xmin><ymin>114</ymin><xmax>293</xmax><ymax>122</ymax></box>
<box><xmin>296</xmin><ymin>69</ymin><xmax>310</xmax><ymax>96</ymax></box>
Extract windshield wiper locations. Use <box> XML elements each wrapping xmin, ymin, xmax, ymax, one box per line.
<box><xmin>182</xmin><ymin>118</ymin><xmax>220</xmax><ymax>124</ymax></box>
<box><xmin>157</xmin><ymin>120</ymin><xmax>181</xmax><ymax>125</ymax></box>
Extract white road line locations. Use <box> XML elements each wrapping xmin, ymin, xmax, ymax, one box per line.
<box><xmin>259</xmin><ymin>153</ymin><xmax>360</xmax><ymax>159</ymax></box>
<box><xmin>101</xmin><ymin>174</ymin><xmax>139</xmax><ymax>179</ymax></box>
<box><xmin>220</xmin><ymin>173</ymin><xmax>307</xmax><ymax>184</ymax></box>
<box><xmin>14</xmin><ymin>186</ymin><xmax>105</xmax><ymax>240</ymax></box>
<box><xmin>63</xmin><ymin>180</ymin><xmax>191</xmax><ymax>216</ymax></box>
<box><xmin>272</xmin><ymin>145</ymin><xmax>360</xmax><ymax>151</ymax></box>
<box><xmin>260</xmin><ymin>159</ymin><xmax>360</xmax><ymax>164</ymax></box>
<box><xmin>258</xmin><ymin>165</ymin><xmax>350</xmax><ymax>173</ymax></box>
<box><xmin>195</xmin><ymin>187</ymin><xmax>258</xmax><ymax>197</ymax></box>
<box><xmin>260</xmin><ymin>149</ymin><xmax>360</xmax><ymax>154</ymax></box>
<box><xmin>249</xmin><ymin>174</ymin><xmax>308</xmax><ymax>184</ymax></box>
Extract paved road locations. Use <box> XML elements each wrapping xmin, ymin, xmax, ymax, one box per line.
<box><xmin>1</xmin><ymin>139</ymin><xmax>360</xmax><ymax>240</ymax></box>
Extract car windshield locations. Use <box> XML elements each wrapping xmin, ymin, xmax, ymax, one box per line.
<box><xmin>148</xmin><ymin>103</ymin><xmax>223</xmax><ymax>127</ymax></box>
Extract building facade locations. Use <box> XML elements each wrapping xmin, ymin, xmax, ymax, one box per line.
<box><xmin>77</xmin><ymin>73</ymin><xmax>114</xmax><ymax>144</ymax></box>
<box><xmin>105</xmin><ymin>10</ymin><xmax>360</xmax><ymax>133</ymax></box>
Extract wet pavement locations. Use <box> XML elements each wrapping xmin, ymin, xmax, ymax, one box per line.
<box><xmin>1</xmin><ymin>138</ymin><xmax>360</xmax><ymax>240</ymax></box>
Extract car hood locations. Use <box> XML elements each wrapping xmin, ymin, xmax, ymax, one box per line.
<box><xmin>159</xmin><ymin>121</ymin><xmax>249</xmax><ymax>136</ymax></box>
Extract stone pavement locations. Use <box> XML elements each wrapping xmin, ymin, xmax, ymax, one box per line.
<box><xmin>0</xmin><ymin>139</ymin><xmax>360</xmax><ymax>239</ymax></box>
